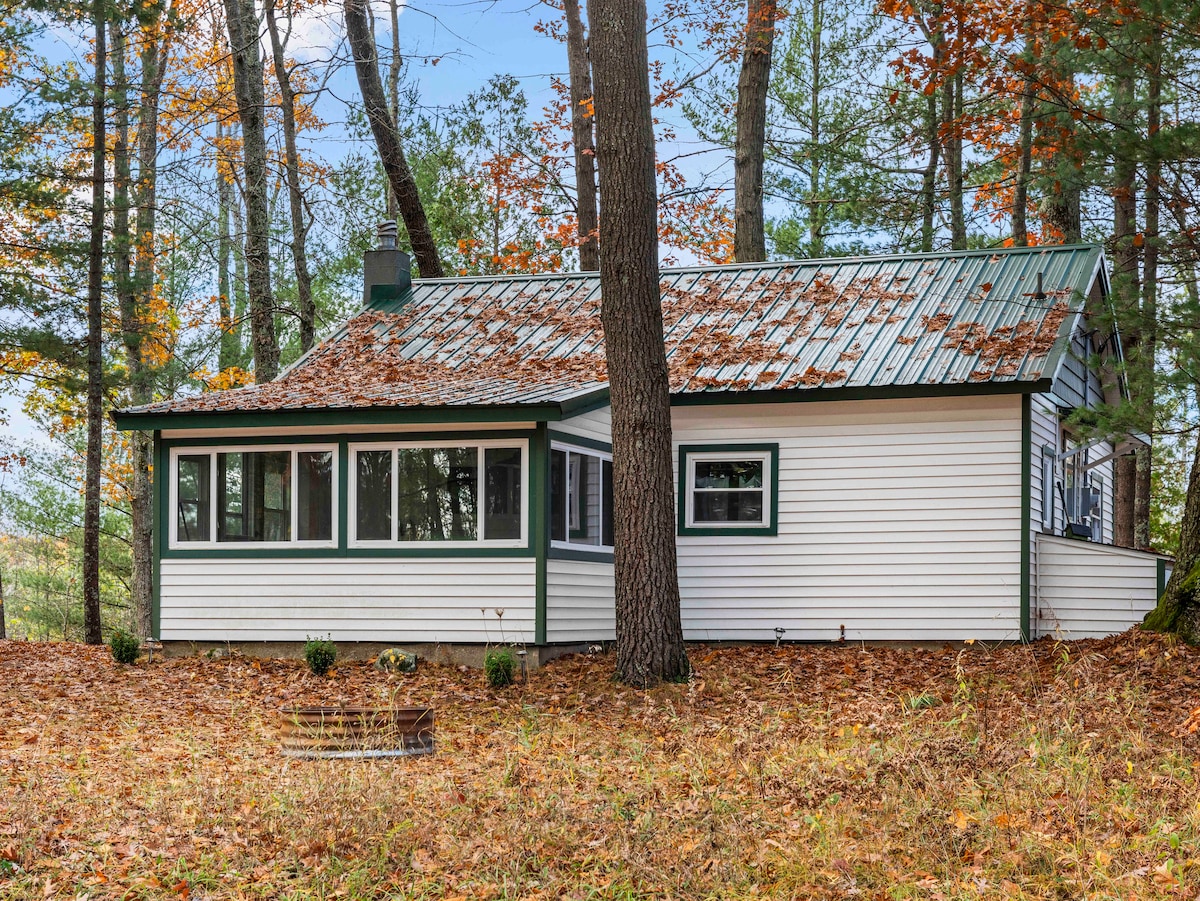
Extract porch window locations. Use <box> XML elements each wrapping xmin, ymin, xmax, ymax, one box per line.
<box><xmin>550</xmin><ymin>443</ymin><xmax>614</xmax><ymax>551</ymax></box>
<box><xmin>350</xmin><ymin>440</ymin><xmax>526</xmax><ymax>545</ymax></box>
<box><xmin>678</xmin><ymin>444</ymin><xmax>779</xmax><ymax>536</ymax></box>
<box><xmin>169</xmin><ymin>445</ymin><xmax>336</xmax><ymax>547</ymax></box>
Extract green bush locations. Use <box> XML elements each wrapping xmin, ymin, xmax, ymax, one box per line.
<box><xmin>484</xmin><ymin>648</ymin><xmax>516</xmax><ymax>688</ymax></box>
<box><xmin>304</xmin><ymin>636</ymin><xmax>337</xmax><ymax>676</ymax></box>
<box><xmin>110</xmin><ymin>629</ymin><xmax>140</xmax><ymax>665</ymax></box>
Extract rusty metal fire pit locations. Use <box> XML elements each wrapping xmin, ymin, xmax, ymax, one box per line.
<box><xmin>278</xmin><ymin>706</ymin><xmax>435</xmax><ymax>759</ymax></box>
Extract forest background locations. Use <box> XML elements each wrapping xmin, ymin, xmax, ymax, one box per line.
<box><xmin>1</xmin><ymin>0</ymin><xmax>1198</xmax><ymax>642</ymax></box>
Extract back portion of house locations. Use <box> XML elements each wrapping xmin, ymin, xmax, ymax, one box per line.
<box><xmin>113</xmin><ymin>243</ymin><xmax>1168</xmax><ymax>652</ymax></box>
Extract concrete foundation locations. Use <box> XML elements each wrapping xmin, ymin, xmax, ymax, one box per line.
<box><xmin>162</xmin><ymin>640</ymin><xmax>601</xmax><ymax>670</ymax></box>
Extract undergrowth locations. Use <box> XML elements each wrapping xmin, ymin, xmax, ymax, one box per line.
<box><xmin>0</xmin><ymin>632</ymin><xmax>1197</xmax><ymax>899</ymax></box>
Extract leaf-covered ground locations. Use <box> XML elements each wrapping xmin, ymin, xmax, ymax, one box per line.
<box><xmin>2</xmin><ymin>632</ymin><xmax>1198</xmax><ymax>900</ymax></box>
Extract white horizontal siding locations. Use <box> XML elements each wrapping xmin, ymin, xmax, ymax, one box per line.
<box><xmin>1035</xmin><ymin>535</ymin><xmax>1162</xmax><ymax>639</ymax></box>
<box><xmin>159</xmin><ymin>558</ymin><xmax>536</xmax><ymax>643</ymax></box>
<box><xmin>673</xmin><ymin>395</ymin><xmax>1025</xmax><ymax>642</ymax></box>
<box><xmin>551</xmin><ymin>406</ymin><xmax>611</xmax><ymax>444</ymax></box>
<box><xmin>545</xmin><ymin>558</ymin><xmax>615</xmax><ymax>642</ymax></box>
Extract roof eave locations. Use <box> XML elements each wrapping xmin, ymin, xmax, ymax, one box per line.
<box><xmin>110</xmin><ymin>401</ymin><xmax>572</xmax><ymax>432</ymax></box>
<box><xmin>669</xmin><ymin>378</ymin><xmax>1054</xmax><ymax>407</ymax></box>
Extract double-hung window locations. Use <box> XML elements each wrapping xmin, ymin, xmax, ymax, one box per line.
<box><xmin>351</xmin><ymin>440</ymin><xmax>527</xmax><ymax>546</ymax></box>
<box><xmin>550</xmin><ymin>442</ymin><xmax>614</xmax><ymax>551</ymax></box>
<box><xmin>678</xmin><ymin>444</ymin><xmax>778</xmax><ymax>536</ymax></box>
<box><xmin>170</xmin><ymin>445</ymin><xmax>336</xmax><ymax>547</ymax></box>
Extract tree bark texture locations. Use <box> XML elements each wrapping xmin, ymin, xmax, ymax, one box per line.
<box><xmin>947</xmin><ymin>71</ymin><xmax>965</xmax><ymax>249</ymax></box>
<box><xmin>84</xmin><ymin>0</ymin><xmax>106</xmax><ymax>646</ymax></box>
<box><xmin>807</xmin><ymin>0</ymin><xmax>824</xmax><ymax>256</ymax></box>
<box><xmin>1144</xmin><ymin>426</ymin><xmax>1200</xmax><ymax>642</ymax></box>
<box><xmin>386</xmin><ymin>0</ymin><xmax>401</xmax><ymax>222</ymax></box>
<box><xmin>563</xmin><ymin>0</ymin><xmax>599</xmax><ymax>271</ymax></box>
<box><xmin>224</xmin><ymin>0</ymin><xmax>280</xmax><ymax>380</ymax></box>
<box><xmin>216</xmin><ymin>118</ymin><xmax>239</xmax><ymax>371</ymax></box>
<box><xmin>587</xmin><ymin>0</ymin><xmax>689</xmax><ymax>686</ymax></box>
<box><xmin>344</xmin><ymin>0</ymin><xmax>444</xmax><ymax>278</ymax></box>
<box><xmin>265</xmin><ymin>0</ymin><xmax>317</xmax><ymax>352</ymax></box>
<box><xmin>734</xmin><ymin>0</ymin><xmax>776</xmax><ymax>263</ymax></box>
<box><xmin>1111</xmin><ymin>70</ymin><xmax>1139</xmax><ymax>548</ymax></box>
<box><xmin>1135</xmin><ymin>29</ymin><xmax>1163</xmax><ymax>552</ymax></box>
<box><xmin>110</xmin><ymin>24</ymin><xmax>153</xmax><ymax>641</ymax></box>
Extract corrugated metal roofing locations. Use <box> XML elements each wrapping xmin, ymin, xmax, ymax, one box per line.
<box><xmin>121</xmin><ymin>244</ymin><xmax>1104</xmax><ymax>417</ymax></box>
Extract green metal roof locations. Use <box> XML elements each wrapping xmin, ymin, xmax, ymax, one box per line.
<box><xmin>115</xmin><ymin>244</ymin><xmax>1106</xmax><ymax>423</ymax></box>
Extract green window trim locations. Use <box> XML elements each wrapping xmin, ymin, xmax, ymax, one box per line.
<box><xmin>677</xmin><ymin>443</ymin><xmax>780</xmax><ymax>537</ymax></box>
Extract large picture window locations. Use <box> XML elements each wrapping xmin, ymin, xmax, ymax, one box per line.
<box><xmin>170</xmin><ymin>445</ymin><xmax>336</xmax><ymax>547</ymax></box>
<box><xmin>550</xmin><ymin>442</ymin><xmax>614</xmax><ymax>551</ymax></box>
<box><xmin>351</xmin><ymin>440</ymin><xmax>526</xmax><ymax>545</ymax></box>
<box><xmin>678</xmin><ymin>444</ymin><xmax>778</xmax><ymax>536</ymax></box>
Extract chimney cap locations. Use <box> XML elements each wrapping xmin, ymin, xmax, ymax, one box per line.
<box><xmin>377</xmin><ymin>220</ymin><xmax>398</xmax><ymax>251</ymax></box>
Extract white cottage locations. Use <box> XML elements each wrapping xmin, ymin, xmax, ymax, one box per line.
<box><xmin>113</xmin><ymin>243</ymin><xmax>1168</xmax><ymax>658</ymax></box>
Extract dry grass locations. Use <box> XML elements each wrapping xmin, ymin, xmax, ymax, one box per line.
<box><xmin>2</xmin><ymin>632</ymin><xmax>1199</xmax><ymax>900</ymax></box>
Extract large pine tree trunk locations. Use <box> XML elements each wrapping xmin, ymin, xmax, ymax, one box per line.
<box><xmin>734</xmin><ymin>0</ymin><xmax>776</xmax><ymax>262</ymax></box>
<box><xmin>344</xmin><ymin>0</ymin><xmax>444</xmax><ymax>278</ymax></box>
<box><xmin>587</xmin><ymin>0</ymin><xmax>689</xmax><ymax>686</ymax></box>
<box><xmin>111</xmin><ymin>23</ymin><xmax>153</xmax><ymax>640</ymax></box>
<box><xmin>224</xmin><ymin>0</ymin><xmax>280</xmax><ymax>380</ymax></box>
<box><xmin>1112</xmin><ymin>73</ymin><xmax>1140</xmax><ymax>549</ymax></box>
<box><xmin>806</xmin><ymin>0</ymin><xmax>823</xmax><ymax>256</ymax></box>
<box><xmin>1144</xmin><ymin>424</ymin><xmax>1200</xmax><ymax>642</ymax></box>
<box><xmin>83</xmin><ymin>0</ymin><xmax>106</xmax><ymax>646</ymax></box>
<box><xmin>563</xmin><ymin>0</ymin><xmax>599</xmax><ymax>271</ymax></box>
<box><xmin>1135</xmin><ymin>28</ymin><xmax>1162</xmax><ymax>553</ymax></box>
<box><xmin>264</xmin><ymin>0</ymin><xmax>316</xmax><ymax>353</ymax></box>
<box><xmin>216</xmin><ymin>118</ymin><xmax>240</xmax><ymax>371</ymax></box>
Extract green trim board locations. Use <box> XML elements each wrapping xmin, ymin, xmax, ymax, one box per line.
<box><xmin>532</xmin><ymin>423</ymin><xmax>549</xmax><ymax>644</ymax></box>
<box><xmin>114</xmin><ymin>403</ymin><xmax>567</xmax><ymax>432</ymax></box>
<box><xmin>677</xmin><ymin>443</ymin><xmax>780</xmax><ymax>537</ymax></box>
<box><xmin>547</xmin><ymin>429</ymin><xmax>612</xmax><ymax>454</ymax></box>
<box><xmin>1020</xmin><ymin>394</ymin><xmax>1032</xmax><ymax>642</ymax></box>
<box><xmin>159</xmin><ymin>428</ymin><xmax>538</xmax><ymax>448</ymax></box>
<box><xmin>152</xmin><ymin>431</ymin><xmax>162</xmax><ymax>640</ymax></box>
<box><xmin>163</xmin><ymin>546</ymin><xmax>535</xmax><ymax>560</ymax></box>
<box><xmin>1157</xmin><ymin>558</ymin><xmax>1167</xmax><ymax>599</ymax></box>
<box><xmin>548</xmin><ymin>546</ymin><xmax>615</xmax><ymax>564</ymax></box>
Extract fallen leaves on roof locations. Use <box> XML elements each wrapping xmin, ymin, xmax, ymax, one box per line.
<box><xmin>126</xmin><ymin>249</ymin><xmax>1091</xmax><ymax>416</ymax></box>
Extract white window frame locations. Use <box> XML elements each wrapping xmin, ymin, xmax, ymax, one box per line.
<box><xmin>1041</xmin><ymin>445</ymin><xmax>1056</xmax><ymax>532</ymax></box>
<box><xmin>683</xmin><ymin>449</ymin><xmax>773</xmax><ymax>530</ymax></box>
<box><xmin>550</xmin><ymin>440</ymin><xmax>614</xmax><ymax>554</ymax></box>
<box><xmin>348</xmin><ymin>438</ymin><xmax>528</xmax><ymax>548</ymax></box>
<box><xmin>168</xmin><ymin>444</ymin><xmax>339</xmax><ymax>549</ymax></box>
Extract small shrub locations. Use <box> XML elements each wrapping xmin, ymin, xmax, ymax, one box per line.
<box><xmin>375</xmin><ymin>648</ymin><xmax>418</xmax><ymax>673</ymax></box>
<box><xmin>304</xmin><ymin>636</ymin><xmax>337</xmax><ymax>676</ymax></box>
<box><xmin>110</xmin><ymin>629</ymin><xmax>140</xmax><ymax>665</ymax></box>
<box><xmin>484</xmin><ymin>648</ymin><xmax>516</xmax><ymax>688</ymax></box>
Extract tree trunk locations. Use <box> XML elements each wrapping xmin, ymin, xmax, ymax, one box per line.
<box><xmin>0</xmin><ymin>569</ymin><xmax>6</xmax><ymax>640</ymax></box>
<box><xmin>344</xmin><ymin>0</ymin><xmax>444</xmax><ymax>278</ymax></box>
<box><xmin>110</xmin><ymin>23</ymin><xmax>152</xmax><ymax>641</ymax></box>
<box><xmin>587</xmin><ymin>0</ymin><xmax>688</xmax><ymax>686</ymax></box>
<box><xmin>1135</xmin><ymin>24</ymin><xmax>1162</xmax><ymax>552</ymax></box>
<box><xmin>806</xmin><ymin>0</ymin><xmax>824</xmax><ymax>256</ymax></box>
<box><xmin>948</xmin><ymin>70</ymin><xmax>965</xmax><ymax>249</ymax></box>
<box><xmin>919</xmin><ymin>30</ymin><xmax>942</xmax><ymax>253</ymax></box>
<box><xmin>83</xmin><ymin>0</ymin><xmax>106</xmax><ymax>646</ymax></box>
<box><xmin>563</xmin><ymin>0</ymin><xmax>599</xmax><ymax>271</ymax></box>
<box><xmin>216</xmin><ymin>118</ymin><xmax>240</xmax><ymax>371</ymax></box>
<box><xmin>264</xmin><ymin>0</ymin><xmax>316</xmax><ymax>353</ymax></box>
<box><xmin>1111</xmin><ymin>72</ymin><xmax>1140</xmax><ymax>549</ymax></box>
<box><xmin>1144</xmin><ymin>424</ymin><xmax>1200</xmax><ymax>642</ymax></box>
<box><xmin>734</xmin><ymin>0</ymin><xmax>776</xmax><ymax>262</ymax></box>
<box><xmin>386</xmin><ymin>0</ymin><xmax>401</xmax><ymax>222</ymax></box>
<box><xmin>224</xmin><ymin>0</ymin><xmax>280</xmax><ymax>380</ymax></box>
